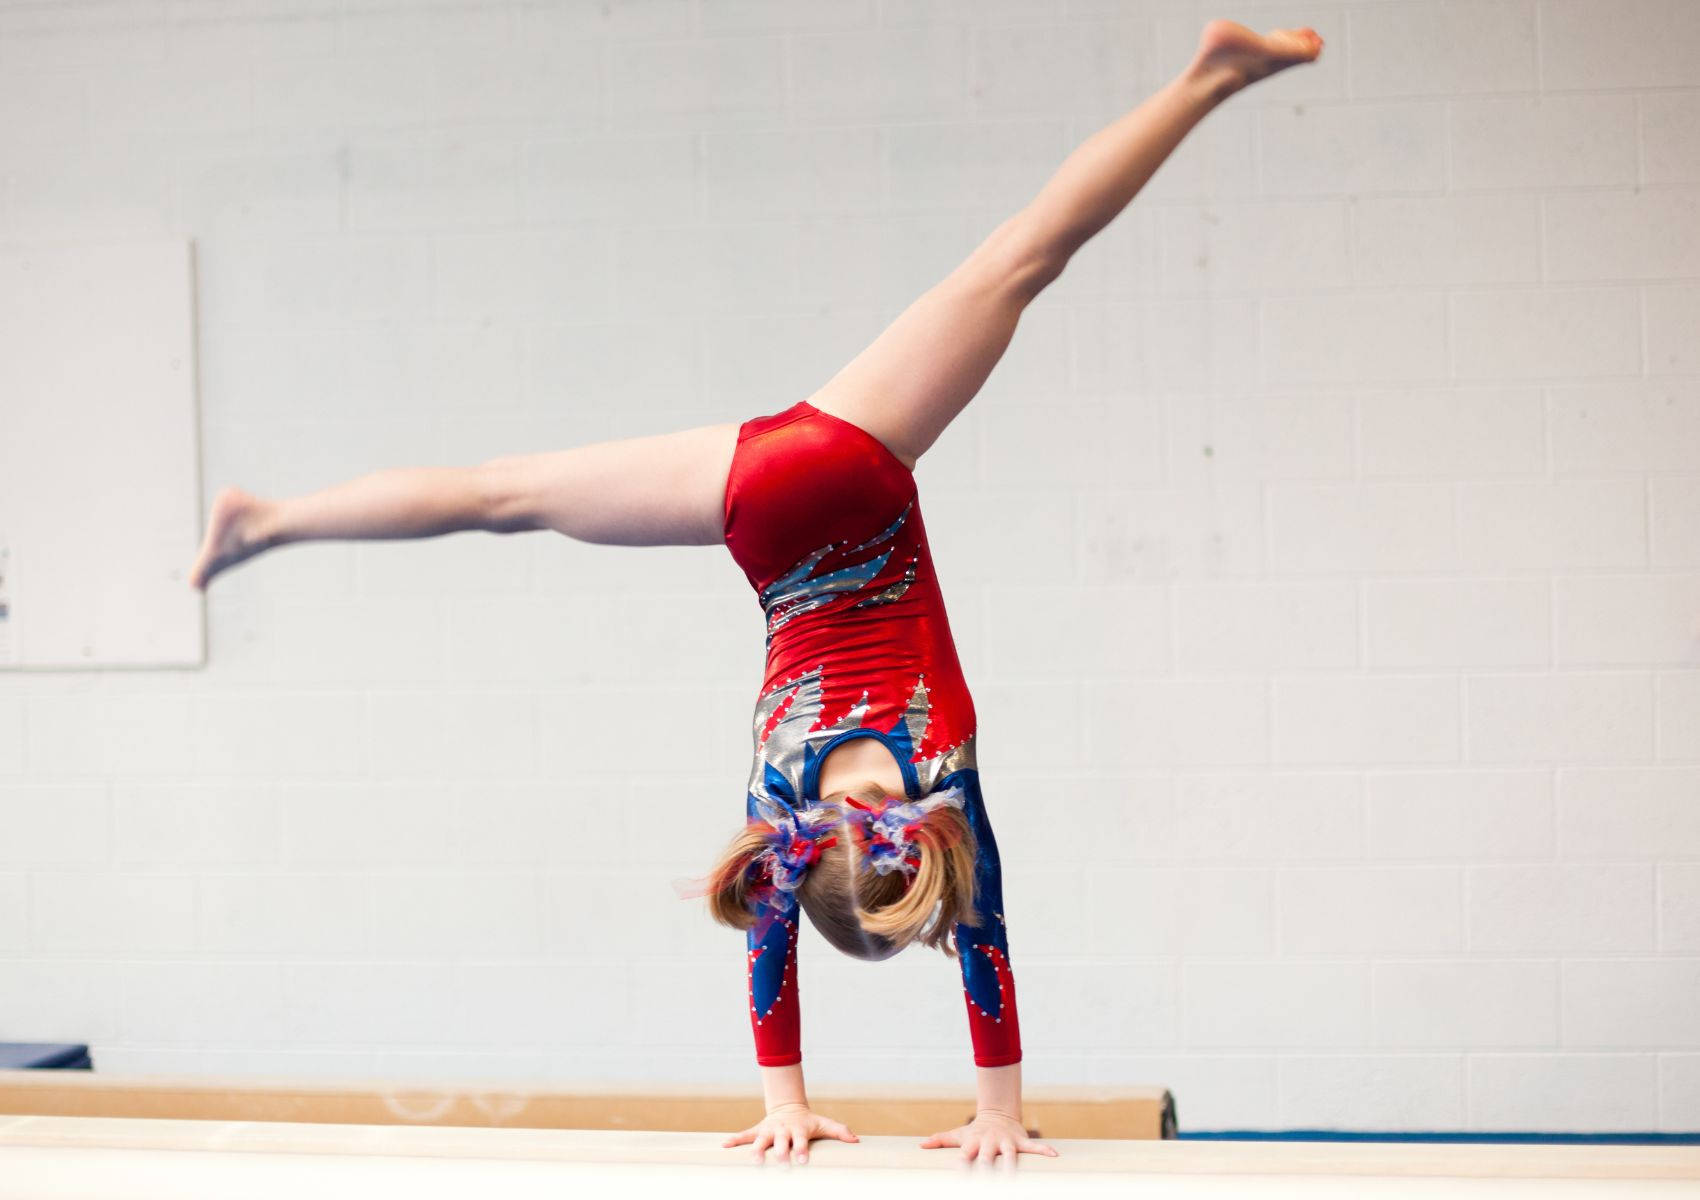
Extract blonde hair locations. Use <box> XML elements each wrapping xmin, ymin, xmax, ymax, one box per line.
<box><xmin>707</xmin><ymin>781</ymin><xmax>979</xmax><ymax>959</ymax></box>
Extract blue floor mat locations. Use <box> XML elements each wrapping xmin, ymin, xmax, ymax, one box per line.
<box><xmin>1180</xmin><ymin>1130</ymin><xmax>1700</xmax><ymax>1145</ymax></box>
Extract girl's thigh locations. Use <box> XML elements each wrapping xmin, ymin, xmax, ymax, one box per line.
<box><xmin>489</xmin><ymin>421</ymin><xmax>741</xmax><ymax>547</ymax></box>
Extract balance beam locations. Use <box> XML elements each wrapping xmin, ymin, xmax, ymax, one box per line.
<box><xmin>0</xmin><ymin>1116</ymin><xmax>1696</xmax><ymax>1199</ymax></box>
<box><xmin>0</xmin><ymin>1070</ymin><xmax>1174</xmax><ymax>1139</ymax></box>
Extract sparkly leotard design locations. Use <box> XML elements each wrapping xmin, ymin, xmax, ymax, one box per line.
<box><xmin>722</xmin><ymin>400</ymin><xmax>1021</xmax><ymax>1069</ymax></box>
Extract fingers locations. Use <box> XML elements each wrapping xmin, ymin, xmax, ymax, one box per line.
<box><xmin>735</xmin><ymin>1115</ymin><xmax>863</xmax><ymax>1166</ymax></box>
<box><xmin>930</xmin><ymin>1130</ymin><xmax>1058</xmax><ymax>1168</ymax></box>
<box><xmin>966</xmin><ymin>1135</ymin><xmax>1018</xmax><ymax>1168</ymax></box>
<box><xmin>822</xmin><ymin>1119</ymin><xmax>859</xmax><ymax>1143</ymax></box>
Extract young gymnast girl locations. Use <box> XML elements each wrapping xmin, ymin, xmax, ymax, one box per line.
<box><xmin>189</xmin><ymin>20</ymin><xmax>1322</xmax><ymax>1167</ymax></box>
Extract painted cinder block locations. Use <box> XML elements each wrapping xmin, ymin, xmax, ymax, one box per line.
<box><xmin>1658</xmin><ymin>672</ymin><xmax>1700</xmax><ymax>761</ymax></box>
<box><xmin>981</xmin><ymin>399</ymin><xmax>1164</xmax><ymax>488</ymax></box>
<box><xmin>1084</xmin><ymin>678</ymin><xmax>1269</xmax><ymax>768</ymax></box>
<box><xmin>1184</xmin><ymin>961</ymin><xmax>1370</xmax><ymax>1049</ymax></box>
<box><xmin>1449</xmin><ymin>94</ymin><xmax>1638</xmax><ymax>190</ymax></box>
<box><xmin>606</xmin><ymin>36</ymin><xmax>787</xmax><ymax>126</ymax></box>
<box><xmin>1346</xmin><ymin>0</ymin><xmax>1536</xmax><ymax>98</ymax></box>
<box><xmin>0</xmin><ymin>785</ymin><xmax>111</xmax><ymax>867</ymax></box>
<box><xmin>1660</xmin><ymin>1054</ymin><xmax>1700</xmax><ymax>1132</ymax></box>
<box><xmin>1557</xmin><ymin>768</ymin><xmax>1700</xmax><ymax>859</ymax></box>
<box><xmin>1085</xmin><ymin>866</ymin><xmax>1274</xmax><ymax>956</ymax></box>
<box><xmin>1642</xmin><ymin>93</ymin><xmax>1700</xmax><ymax>184</ymax></box>
<box><xmin>368</xmin><ymin>871</ymin><xmax>546</xmax><ymax>958</ymax></box>
<box><xmin>1269</xmin><ymin>483</ymin><xmax>1455</xmax><ymax>572</ymax></box>
<box><xmin>1539</xmin><ymin>0</ymin><xmax>1700</xmax><ymax>90</ymax></box>
<box><xmin>1167</xmin><ymin>390</ymin><xmax>1355</xmax><ymax>483</ymax></box>
<box><xmin>702</xmin><ymin>127</ymin><xmax>883</xmax><ymax>220</ymax></box>
<box><xmin>1157</xmin><ymin>200</ymin><xmax>1351</xmax><ymax>295</ymax></box>
<box><xmin>0</xmin><ymin>873</ymin><xmax>25</xmax><ymax>951</ymax></box>
<box><xmin>1364</xmin><ymin>770</ymin><xmax>1554</xmax><ymax>862</ymax></box>
<box><xmin>1661</xmin><ymin>864</ymin><xmax>1700</xmax><ymax>952</ymax></box>
<box><xmin>1175</xmin><ymin>772</ymin><xmax>1363</xmax><ymax>863</ymax></box>
<box><xmin>1451</xmin><ymin>287</ymin><xmax>1641</xmax><ymax>381</ymax></box>
<box><xmin>1652</xmin><ymin>478</ymin><xmax>1700</xmax><ymax>568</ymax></box>
<box><xmin>1467</xmin><ymin>863</ymin><xmax>1655</xmax><ymax>953</ymax></box>
<box><xmin>1263</xmin><ymin>291</ymin><xmax>1448</xmax><ymax>386</ymax></box>
<box><xmin>280</xmin><ymin>783</ymin><xmax>459</xmax><ymax>869</ymax></box>
<box><xmin>1172</xmin><ymin>581</ymin><xmax>1358</xmax><ymax>672</ymax></box>
<box><xmin>119</xmin><ymin>962</ymin><xmax>287</xmax><ymax>1046</ymax></box>
<box><xmin>197</xmin><ymin>873</ymin><xmax>370</xmax><ymax>956</ymax></box>
<box><xmin>1357</xmin><ymin>387</ymin><xmax>1546</xmax><ymax>479</ymax></box>
<box><xmin>1466</xmin><ymin>672</ymin><xmax>1654</xmax><ymax>764</ymax></box>
<box><xmin>1279</xmin><ymin>1054</ymin><xmax>1466</xmax><ymax>1130</ymax></box>
<box><xmin>1468</xmin><ymin>1053</ymin><xmax>1659</xmax><ymax>1132</ymax></box>
<box><xmin>1545</xmin><ymin>189</ymin><xmax>1700</xmax><ymax>283</ymax></box>
<box><xmin>1350</xmin><ymin>195</ymin><xmax>1542</xmax><ymax>287</ymax></box>
<box><xmin>1373</xmin><ymin>960</ymin><xmax>1560</xmax><ymax>1049</ymax></box>
<box><xmin>28</xmin><ymin>872</ymin><xmax>196</xmax><ymax>954</ymax></box>
<box><xmin>887</xmin><ymin>119</ymin><xmax>1065</xmax><ymax>213</ymax></box>
<box><xmin>1027</xmin><ymin>961</ymin><xmax>1181</xmax><ymax>1051</ymax></box>
<box><xmin>1645</xmin><ymin>287</ymin><xmax>1700</xmax><ymax>374</ymax></box>
<box><xmin>346</xmin><ymin>133</ymin><xmax>519</xmax><ymax>233</ymax></box>
<box><xmin>0</xmin><ymin>961</ymin><xmax>121</xmax><ymax>1043</ymax></box>
<box><xmin>1365</xmin><ymin>578</ymin><xmax>1550</xmax><ymax>669</ymax></box>
<box><xmin>281</xmin><ymin>962</ymin><xmax>461</xmax><ymax>1045</ymax></box>
<box><xmin>1456</xmin><ymin>479</ymin><xmax>1647</xmax><ymax>570</ymax></box>
<box><xmin>1258</xmin><ymin>102</ymin><xmax>1446</xmax><ymax>197</ymax></box>
<box><xmin>1549</xmin><ymin>382</ymin><xmax>1700</xmax><ymax>474</ymax></box>
<box><xmin>1273</xmin><ymin>675</ymin><xmax>1460</xmax><ymax>766</ymax></box>
<box><xmin>982</xmin><ymin>584</ymin><xmax>1170</xmax><ymax>680</ymax></box>
<box><xmin>1280</xmin><ymin>865</ymin><xmax>1463</xmax><ymax>954</ymax></box>
<box><xmin>971</xmin><ymin>18</ymin><xmax>1163</xmax><ymax>119</ymax></box>
<box><xmin>523</xmin><ymin>133</ymin><xmax>699</xmax><ymax>227</ymax></box>
<box><xmin>1554</xmin><ymin>576</ymin><xmax>1700</xmax><ymax>667</ymax></box>
<box><xmin>1562</xmin><ymin>959</ymin><xmax>1700</xmax><ymax>1049</ymax></box>
<box><xmin>791</xmin><ymin>26</ymin><xmax>968</xmax><ymax>122</ymax></box>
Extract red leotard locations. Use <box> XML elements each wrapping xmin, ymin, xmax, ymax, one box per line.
<box><xmin>722</xmin><ymin>400</ymin><xmax>1021</xmax><ymax>1069</ymax></box>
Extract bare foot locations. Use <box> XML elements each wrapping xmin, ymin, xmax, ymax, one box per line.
<box><xmin>188</xmin><ymin>486</ymin><xmax>273</xmax><ymax>590</ymax></box>
<box><xmin>1190</xmin><ymin>19</ymin><xmax>1323</xmax><ymax>96</ymax></box>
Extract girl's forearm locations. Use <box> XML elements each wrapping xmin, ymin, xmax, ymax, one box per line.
<box><xmin>975</xmin><ymin>1061</ymin><xmax>1025</xmax><ymax>1122</ymax></box>
<box><xmin>760</xmin><ymin>1062</ymin><xmax>810</xmax><ymax>1113</ymax></box>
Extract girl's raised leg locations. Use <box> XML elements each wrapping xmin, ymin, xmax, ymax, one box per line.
<box><xmin>807</xmin><ymin>19</ymin><xmax>1324</xmax><ymax>466</ymax></box>
<box><xmin>188</xmin><ymin>421</ymin><xmax>740</xmax><ymax>590</ymax></box>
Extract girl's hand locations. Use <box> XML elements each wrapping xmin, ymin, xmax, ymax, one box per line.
<box><xmin>723</xmin><ymin>1102</ymin><xmax>859</xmax><ymax>1165</ymax></box>
<box><xmin>921</xmin><ymin>1110</ymin><xmax>1059</xmax><ymax>1166</ymax></box>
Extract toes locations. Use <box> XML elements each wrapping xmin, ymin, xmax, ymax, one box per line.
<box><xmin>1270</xmin><ymin>25</ymin><xmax>1324</xmax><ymax>60</ymax></box>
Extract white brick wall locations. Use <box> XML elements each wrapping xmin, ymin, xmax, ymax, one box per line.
<box><xmin>1</xmin><ymin>0</ymin><xmax>1696</xmax><ymax>1134</ymax></box>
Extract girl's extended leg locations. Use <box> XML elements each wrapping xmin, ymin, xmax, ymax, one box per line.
<box><xmin>808</xmin><ymin>19</ymin><xmax>1323</xmax><ymax>466</ymax></box>
<box><xmin>188</xmin><ymin>422</ymin><xmax>740</xmax><ymax>589</ymax></box>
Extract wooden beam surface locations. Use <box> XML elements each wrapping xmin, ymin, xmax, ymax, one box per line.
<box><xmin>1</xmin><ymin>1115</ymin><xmax>1696</xmax><ymax>1181</ymax></box>
<box><xmin>0</xmin><ymin>1071</ymin><xmax>1173</xmax><ymax>1139</ymax></box>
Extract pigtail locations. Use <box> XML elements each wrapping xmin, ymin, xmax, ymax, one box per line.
<box><xmin>705</xmin><ymin>821</ymin><xmax>775</xmax><ymax>932</ymax></box>
<box><xmin>855</xmin><ymin>802</ymin><xmax>978</xmax><ymax>955</ymax></box>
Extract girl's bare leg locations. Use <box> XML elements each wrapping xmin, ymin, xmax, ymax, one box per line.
<box><xmin>188</xmin><ymin>422</ymin><xmax>740</xmax><ymax>590</ymax></box>
<box><xmin>808</xmin><ymin>19</ymin><xmax>1324</xmax><ymax>465</ymax></box>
